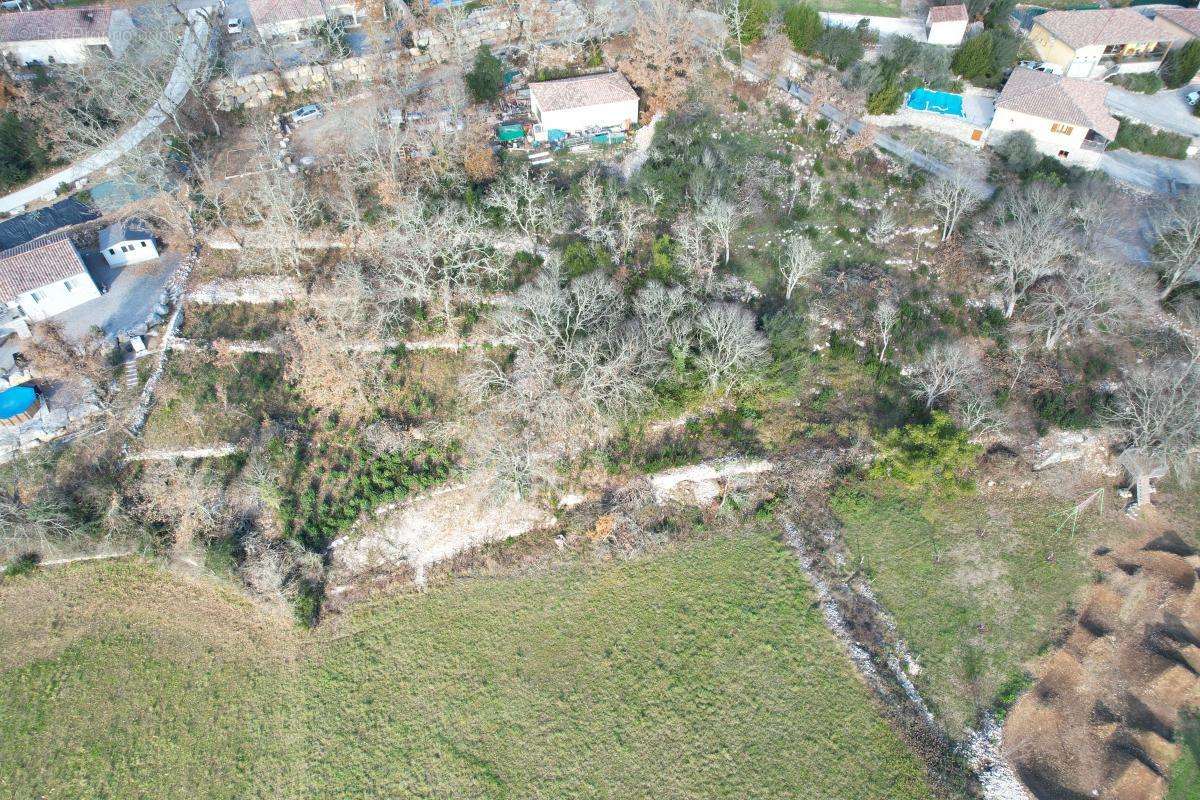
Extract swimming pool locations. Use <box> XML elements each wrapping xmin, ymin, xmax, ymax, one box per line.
<box><xmin>906</xmin><ymin>88</ymin><xmax>965</xmax><ymax>118</ymax></box>
<box><xmin>0</xmin><ymin>386</ymin><xmax>37</xmax><ymax>421</ymax></box>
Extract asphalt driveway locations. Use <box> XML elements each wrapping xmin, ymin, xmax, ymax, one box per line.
<box><xmin>1105</xmin><ymin>85</ymin><xmax>1200</xmax><ymax>138</ymax></box>
<box><xmin>55</xmin><ymin>251</ymin><xmax>180</xmax><ymax>342</ymax></box>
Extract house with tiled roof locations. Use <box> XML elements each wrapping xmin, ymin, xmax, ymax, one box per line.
<box><xmin>528</xmin><ymin>72</ymin><xmax>638</xmax><ymax>143</ymax></box>
<box><xmin>0</xmin><ymin>233</ymin><xmax>100</xmax><ymax>326</ymax></box>
<box><xmin>0</xmin><ymin>6</ymin><xmax>127</xmax><ymax>66</ymax></box>
<box><xmin>989</xmin><ymin>67</ymin><xmax>1120</xmax><ymax>166</ymax></box>
<box><xmin>245</xmin><ymin>0</ymin><xmax>360</xmax><ymax>39</ymax></box>
<box><xmin>1029</xmin><ymin>8</ymin><xmax>1185</xmax><ymax>79</ymax></box>
<box><xmin>926</xmin><ymin>4</ymin><xmax>968</xmax><ymax>47</ymax></box>
<box><xmin>1154</xmin><ymin>7</ymin><xmax>1200</xmax><ymax>50</ymax></box>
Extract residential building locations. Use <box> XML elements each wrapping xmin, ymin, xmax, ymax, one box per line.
<box><xmin>0</xmin><ymin>6</ymin><xmax>122</xmax><ymax>66</ymax></box>
<box><xmin>0</xmin><ymin>233</ymin><xmax>100</xmax><ymax>326</ymax></box>
<box><xmin>528</xmin><ymin>72</ymin><xmax>638</xmax><ymax>143</ymax></box>
<box><xmin>245</xmin><ymin>0</ymin><xmax>360</xmax><ymax>39</ymax></box>
<box><xmin>926</xmin><ymin>3</ymin><xmax>968</xmax><ymax>47</ymax></box>
<box><xmin>1029</xmin><ymin>8</ymin><xmax>1182</xmax><ymax>79</ymax></box>
<box><xmin>99</xmin><ymin>220</ymin><xmax>158</xmax><ymax>268</ymax></box>
<box><xmin>989</xmin><ymin>67</ymin><xmax>1119</xmax><ymax>167</ymax></box>
<box><xmin>1154</xmin><ymin>7</ymin><xmax>1200</xmax><ymax>51</ymax></box>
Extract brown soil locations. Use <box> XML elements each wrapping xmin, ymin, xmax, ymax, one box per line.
<box><xmin>1004</xmin><ymin>529</ymin><xmax>1200</xmax><ymax>799</ymax></box>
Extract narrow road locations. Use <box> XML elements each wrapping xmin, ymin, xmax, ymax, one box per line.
<box><xmin>1105</xmin><ymin>85</ymin><xmax>1200</xmax><ymax>138</ymax></box>
<box><xmin>0</xmin><ymin>7</ymin><xmax>214</xmax><ymax>216</ymax></box>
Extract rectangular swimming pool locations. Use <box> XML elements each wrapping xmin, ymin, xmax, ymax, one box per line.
<box><xmin>906</xmin><ymin>88</ymin><xmax>965</xmax><ymax>118</ymax></box>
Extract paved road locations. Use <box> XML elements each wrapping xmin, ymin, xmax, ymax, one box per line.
<box><xmin>0</xmin><ymin>7</ymin><xmax>214</xmax><ymax>216</ymax></box>
<box><xmin>1105</xmin><ymin>85</ymin><xmax>1200</xmax><ymax>138</ymax></box>
<box><xmin>1099</xmin><ymin>148</ymin><xmax>1200</xmax><ymax>194</ymax></box>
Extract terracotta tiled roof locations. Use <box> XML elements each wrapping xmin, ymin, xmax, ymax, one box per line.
<box><xmin>0</xmin><ymin>6</ymin><xmax>111</xmax><ymax>43</ymax></box>
<box><xmin>996</xmin><ymin>67</ymin><xmax>1119</xmax><ymax>141</ymax></box>
<box><xmin>529</xmin><ymin>72</ymin><xmax>638</xmax><ymax>113</ymax></box>
<box><xmin>246</xmin><ymin>0</ymin><xmax>352</xmax><ymax>28</ymax></box>
<box><xmin>1034</xmin><ymin>8</ymin><xmax>1166</xmax><ymax>48</ymax></box>
<box><xmin>1155</xmin><ymin>6</ymin><xmax>1200</xmax><ymax>39</ymax></box>
<box><xmin>928</xmin><ymin>4</ymin><xmax>968</xmax><ymax>24</ymax></box>
<box><xmin>0</xmin><ymin>233</ymin><xmax>89</xmax><ymax>304</ymax></box>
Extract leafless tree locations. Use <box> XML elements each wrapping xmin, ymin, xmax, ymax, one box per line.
<box><xmin>905</xmin><ymin>342</ymin><xmax>980</xmax><ymax>409</ymax></box>
<box><xmin>132</xmin><ymin>461</ymin><xmax>226</xmax><ymax>553</ymax></box>
<box><xmin>722</xmin><ymin>0</ymin><xmax>749</xmax><ymax>58</ymax></box>
<box><xmin>693</xmin><ymin>303</ymin><xmax>768</xmax><ymax>393</ymax></box>
<box><xmin>874</xmin><ymin>298</ymin><xmax>899</xmax><ymax>362</ymax></box>
<box><xmin>976</xmin><ymin>182</ymin><xmax>1075</xmax><ymax>318</ymax></box>
<box><xmin>484</xmin><ymin>167</ymin><xmax>564</xmax><ymax>246</ymax></box>
<box><xmin>921</xmin><ymin>158</ymin><xmax>985</xmax><ymax>242</ymax></box>
<box><xmin>778</xmin><ymin>233</ymin><xmax>822</xmax><ymax>300</ymax></box>
<box><xmin>1150</xmin><ymin>190</ymin><xmax>1200</xmax><ymax>301</ymax></box>
<box><xmin>620</xmin><ymin>0</ymin><xmax>700</xmax><ymax>113</ymax></box>
<box><xmin>26</xmin><ymin>321</ymin><xmax>121</xmax><ymax>415</ymax></box>
<box><xmin>868</xmin><ymin>207</ymin><xmax>898</xmax><ymax>246</ymax></box>
<box><xmin>1070</xmin><ymin>174</ymin><xmax>1123</xmax><ymax>253</ymax></box>
<box><xmin>1025</xmin><ymin>258</ymin><xmax>1150</xmax><ymax>350</ymax></box>
<box><xmin>1106</xmin><ymin>350</ymin><xmax>1200</xmax><ymax>482</ymax></box>
<box><xmin>953</xmin><ymin>390</ymin><xmax>1003</xmax><ymax>439</ymax></box>
<box><xmin>699</xmin><ymin>195</ymin><xmax>741</xmax><ymax>265</ymax></box>
<box><xmin>673</xmin><ymin>217</ymin><xmax>720</xmax><ymax>287</ymax></box>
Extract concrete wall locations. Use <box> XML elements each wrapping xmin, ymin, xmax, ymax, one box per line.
<box><xmin>102</xmin><ymin>237</ymin><xmax>158</xmax><ymax>267</ymax></box>
<box><xmin>989</xmin><ymin>107</ymin><xmax>1102</xmax><ymax>166</ymax></box>
<box><xmin>1</xmin><ymin>37</ymin><xmax>107</xmax><ymax>65</ymax></box>
<box><xmin>532</xmin><ymin>97</ymin><xmax>638</xmax><ymax>139</ymax></box>
<box><xmin>12</xmin><ymin>271</ymin><xmax>101</xmax><ymax>321</ymax></box>
<box><xmin>927</xmin><ymin>19</ymin><xmax>966</xmax><ymax>46</ymax></box>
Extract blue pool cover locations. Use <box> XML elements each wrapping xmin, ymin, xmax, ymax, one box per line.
<box><xmin>906</xmin><ymin>88</ymin><xmax>965</xmax><ymax>118</ymax></box>
<box><xmin>0</xmin><ymin>386</ymin><xmax>36</xmax><ymax>420</ymax></box>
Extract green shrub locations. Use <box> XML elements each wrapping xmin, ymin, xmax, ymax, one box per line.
<box><xmin>951</xmin><ymin>30</ymin><xmax>1018</xmax><ymax>87</ymax></box>
<box><xmin>866</xmin><ymin>81</ymin><xmax>903</xmax><ymax>115</ymax></box>
<box><xmin>994</xmin><ymin>130</ymin><xmax>1041</xmax><ymax>175</ymax></box>
<box><xmin>782</xmin><ymin>1</ymin><xmax>822</xmax><ymax>53</ymax></box>
<box><xmin>465</xmin><ymin>45</ymin><xmax>504</xmax><ymax>104</ymax></box>
<box><xmin>728</xmin><ymin>0</ymin><xmax>770</xmax><ymax>44</ymax></box>
<box><xmin>1113</xmin><ymin>117</ymin><xmax>1189</xmax><ymax>159</ymax></box>
<box><xmin>561</xmin><ymin>240</ymin><xmax>613</xmax><ymax>278</ymax></box>
<box><xmin>868</xmin><ymin>412</ymin><xmax>981</xmax><ymax>489</ymax></box>
<box><xmin>1110</xmin><ymin>72</ymin><xmax>1163</xmax><ymax>94</ymax></box>
<box><xmin>0</xmin><ymin>112</ymin><xmax>53</xmax><ymax>192</ymax></box>
<box><xmin>992</xmin><ymin>671</ymin><xmax>1033</xmax><ymax>722</ymax></box>
<box><xmin>3</xmin><ymin>552</ymin><xmax>40</xmax><ymax>578</ymax></box>
<box><xmin>814</xmin><ymin>26</ymin><xmax>864</xmax><ymax>70</ymax></box>
<box><xmin>1162</xmin><ymin>40</ymin><xmax>1200</xmax><ymax>89</ymax></box>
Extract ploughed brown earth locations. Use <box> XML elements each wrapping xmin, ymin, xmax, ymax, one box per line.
<box><xmin>1004</xmin><ymin>529</ymin><xmax>1200</xmax><ymax>799</ymax></box>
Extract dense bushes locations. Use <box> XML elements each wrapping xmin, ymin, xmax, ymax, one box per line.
<box><xmin>868</xmin><ymin>412</ymin><xmax>981</xmax><ymax>489</ymax></box>
<box><xmin>1112</xmin><ymin>118</ymin><xmax>1190</xmax><ymax>159</ymax></box>
<box><xmin>1110</xmin><ymin>72</ymin><xmax>1164</xmax><ymax>95</ymax></box>
<box><xmin>780</xmin><ymin>1</ymin><xmax>864</xmax><ymax>69</ymax></box>
<box><xmin>782</xmin><ymin>1</ymin><xmax>822</xmax><ymax>52</ymax></box>
<box><xmin>951</xmin><ymin>30</ymin><xmax>1019</xmax><ymax>88</ymax></box>
<box><xmin>465</xmin><ymin>45</ymin><xmax>504</xmax><ymax>104</ymax></box>
<box><xmin>867</xmin><ymin>82</ymin><xmax>903</xmax><ymax>115</ymax></box>
<box><xmin>852</xmin><ymin>36</ymin><xmax>960</xmax><ymax>103</ymax></box>
<box><xmin>994</xmin><ymin>131</ymin><xmax>1041</xmax><ymax>175</ymax></box>
<box><xmin>0</xmin><ymin>112</ymin><xmax>53</xmax><ymax>192</ymax></box>
<box><xmin>815</xmin><ymin>26</ymin><xmax>865</xmax><ymax>70</ymax></box>
<box><xmin>1162</xmin><ymin>40</ymin><xmax>1200</xmax><ymax>89</ymax></box>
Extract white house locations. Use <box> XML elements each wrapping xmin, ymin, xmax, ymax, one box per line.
<box><xmin>926</xmin><ymin>4</ymin><xmax>968</xmax><ymax>47</ymax></box>
<box><xmin>988</xmin><ymin>67</ymin><xmax>1119</xmax><ymax>167</ymax></box>
<box><xmin>528</xmin><ymin>72</ymin><xmax>639</xmax><ymax>143</ymax></box>
<box><xmin>0</xmin><ymin>6</ymin><xmax>124</xmax><ymax>66</ymax></box>
<box><xmin>245</xmin><ymin>0</ymin><xmax>360</xmax><ymax>39</ymax></box>
<box><xmin>99</xmin><ymin>221</ymin><xmax>158</xmax><ymax>268</ymax></box>
<box><xmin>1029</xmin><ymin>8</ymin><xmax>1183</xmax><ymax>80</ymax></box>
<box><xmin>0</xmin><ymin>233</ymin><xmax>101</xmax><ymax>325</ymax></box>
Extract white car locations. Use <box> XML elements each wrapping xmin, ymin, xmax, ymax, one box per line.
<box><xmin>226</xmin><ymin>17</ymin><xmax>243</xmax><ymax>33</ymax></box>
<box><xmin>288</xmin><ymin>104</ymin><xmax>323</xmax><ymax>124</ymax></box>
<box><xmin>1187</xmin><ymin>90</ymin><xmax>1200</xmax><ymax>107</ymax></box>
<box><xmin>1017</xmin><ymin>60</ymin><xmax>1062</xmax><ymax>76</ymax></box>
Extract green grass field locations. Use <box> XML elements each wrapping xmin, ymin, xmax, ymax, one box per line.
<box><xmin>0</xmin><ymin>532</ymin><xmax>936</xmax><ymax>800</ymax></box>
<box><xmin>832</xmin><ymin>479</ymin><xmax>1118</xmax><ymax>733</ymax></box>
<box><xmin>811</xmin><ymin>0</ymin><xmax>902</xmax><ymax>16</ymax></box>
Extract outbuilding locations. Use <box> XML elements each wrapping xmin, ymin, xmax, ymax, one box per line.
<box><xmin>0</xmin><ymin>233</ymin><xmax>101</xmax><ymax>324</ymax></box>
<box><xmin>926</xmin><ymin>4</ymin><xmax>969</xmax><ymax>46</ymax></box>
<box><xmin>0</xmin><ymin>6</ymin><xmax>119</xmax><ymax>66</ymax></box>
<box><xmin>528</xmin><ymin>72</ymin><xmax>639</xmax><ymax>143</ymax></box>
<box><xmin>245</xmin><ymin>0</ymin><xmax>360</xmax><ymax>40</ymax></box>
<box><xmin>99</xmin><ymin>220</ymin><xmax>158</xmax><ymax>268</ymax></box>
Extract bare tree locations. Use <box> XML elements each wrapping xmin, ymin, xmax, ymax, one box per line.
<box><xmin>976</xmin><ymin>182</ymin><xmax>1075</xmax><ymax>318</ymax></box>
<box><xmin>905</xmin><ymin>342</ymin><xmax>980</xmax><ymax>409</ymax></box>
<box><xmin>778</xmin><ymin>233</ymin><xmax>822</xmax><ymax>300</ymax></box>
<box><xmin>132</xmin><ymin>461</ymin><xmax>226</xmax><ymax>553</ymax></box>
<box><xmin>1150</xmin><ymin>190</ymin><xmax>1200</xmax><ymax>301</ymax></box>
<box><xmin>722</xmin><ymin>0</ymin><xmax>749</xmax><ymax>58</ymax></box>
<box><xmin>868</xmin><ymin>207</ymin><xmax>898</xmax><ymax>246</ymax></box>
<box><xmin>693</xmin><ymin>303</ymin><xmax>768</xmax><ymax>393</ymax></box>
<box><xmin>1026</xmin><ymin>258</ymin><xmax>1150</xmax><ymax>350</ymax></box>
<box><xmin>1106</xmin><ymin>350</ymin><xmax>1200</xmax><ymax>482</ymax></box>
<box><xmin>673</xmin><ymin>218</ymin><xmax>720</xmax><ymax>287</ymax></box>
<box><xmin>874</xmin><ymin>298</ymin><xmax>899</xmax><ymax>362</ymax></box>
<box><xmin>619</xmin><ymin>0</ymin><xmax>700</xmax><ymax>113</ymax></box>
<box><xmin>921</xmin><ymin>158</ymin><xmax>985</xmax><ymax>242</ymax></box>
<box><xmin>699</xmin><ymin>195</ymin><xmax>741</xmax><ymax>265</ymax></box>
<box><xmin>484</xmin><ymin>167</ymin><xmax>564</xmax><ymax>246</ymax></box>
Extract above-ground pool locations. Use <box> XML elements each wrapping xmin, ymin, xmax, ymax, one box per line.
<box><xmin>0</xmin><ymin>385</ymin><xmax>37</xmax><ymax>424</ymax></box>
<box><xmin>906</xmin><ymin>88</ymin><xmax>965</xmax><ymax>118</ymax></box>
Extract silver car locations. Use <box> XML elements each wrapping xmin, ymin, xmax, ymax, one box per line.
<box><xmin>289</xmin><ymin>104</ymin><xmax>323</xmax><ymax>124</ymax></box>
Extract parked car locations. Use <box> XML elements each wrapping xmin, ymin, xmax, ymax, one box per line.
<box><xmin>1187</xmin><ymin>90</ymin><xmax>1200</xmax><ymax>107</ymax></box>
<box><xmin>226</xmin><ymin>17</ymin><xmax>243</xmax><ymax>33</ymax></box>
<box><xmin>1017</xmin><ymin>60</ymin><xmax>1063</xmax><ymax>75</ymax></box>
<box><xmin>288</xmin><ymin>104</ymin><xmax>323</xmax><ymax>124</ymax></box>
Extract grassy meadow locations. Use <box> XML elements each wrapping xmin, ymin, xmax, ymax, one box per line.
<box><xmin>0</xmin><ymin>531</ymin><xmax>937</xmax><ymax>800</ymax></box>
<box><xmin>832</xmin><ymin>478</ymin><xmax>1121</xmax><ymax>732</ymax></box>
